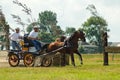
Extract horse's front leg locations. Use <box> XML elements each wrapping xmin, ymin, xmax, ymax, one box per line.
<box><xmin>75</xmin><ymin>50</ymin><xmax>83</xmax><ymax>65</ymax></box>
<box><xmin>70</xmin><ymin>53</ymin><xmax>75</xmax><ymax>66</ymax></box>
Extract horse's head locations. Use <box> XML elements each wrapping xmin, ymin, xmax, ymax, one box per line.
<box><xmin>75</xmin><ymin>30</ymin><xmax>86</xmax><ymax>42</ymax></box>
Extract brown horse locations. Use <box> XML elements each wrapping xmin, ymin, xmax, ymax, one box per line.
<box><xmin>43</xmin><ymin>30</ymin><xmax>86</xmax><ymax>66</ymax></box>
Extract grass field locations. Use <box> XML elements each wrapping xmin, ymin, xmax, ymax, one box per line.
<box><xmin>0</xmin><ymin>53</ymin><xmax>120</xmax><ymax>80</ymax></box>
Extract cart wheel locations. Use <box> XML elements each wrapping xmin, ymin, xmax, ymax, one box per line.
<box><xmin>42</xmin><ymin>56</ymin><xmax>52</xmax><ymax>67</ymax></box>
<box><xmin>23</xmin><ymin>53</ymin><xmax>35</xmax><ymax>67</ymax></box>
<box><xmin>8</xmin><ymin>54</ymin><xmax>20</xmax><ymax>67</ymax></box>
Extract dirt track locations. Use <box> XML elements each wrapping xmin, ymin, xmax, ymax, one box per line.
<box><xmin>0</xmin><ymin>51</ymin><xmax>9</xmax><ymax>67</ymax></box>
<box><xmin>0</xmin><ymin>51</ymin><xmax>25</xmax><ymax>67</ymax></box>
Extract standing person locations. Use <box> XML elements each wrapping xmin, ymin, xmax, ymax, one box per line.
<box><xmin>28</xmin><ymin>26</ymin><xmax>41</xmax><ymax>52</ymax></box>
<box><xmin>9</xmin><ymin>28</ymin><xmax>21</xmax><ymax>50</ymax></box>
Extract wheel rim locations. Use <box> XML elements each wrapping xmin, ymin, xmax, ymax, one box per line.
<box><xmin>24</xmin><ymin>54</ymin><xmax>34</xmax><ymax>67</ymax></box>
<box><xmin>42</xmin><ymin>57</ymin><xmax>52</xmax><ymax>67</ymax></box>
<box><xmin>9</xmin><ymin>54</ymin><xmax>19</xmax><ymax>67</ymax></box>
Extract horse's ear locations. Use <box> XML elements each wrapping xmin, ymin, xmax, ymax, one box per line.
<box><xmin>78</xmin><ymin>30</ymin><xmax>82</xmax><ymax>33</ymax></box>
<box><xmin>78</xmin><ymin>30</ymin><xmax>85</xmax><ymax>35</ymax></box>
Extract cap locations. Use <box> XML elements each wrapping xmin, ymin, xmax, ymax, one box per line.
<box><xmin>33</xmin><ymin>26</ymin><xmax>39</xmax><ymax>29</ymax></box>
<box><xmin>15</xmin><ymin>27</ymin><xmax>20</xmax><ymax>30</ymax></box>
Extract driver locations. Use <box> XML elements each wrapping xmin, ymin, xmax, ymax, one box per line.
<box><xmin>28</xmin><ymin>26</ymin><xmax>41</xmax><ymax>52</ymax></box>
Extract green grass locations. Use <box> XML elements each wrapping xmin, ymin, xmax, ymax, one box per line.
<box><xmin>1</xmin><ymin>54</ymin><xmax>120</xmax><ymax>80</ymax></box>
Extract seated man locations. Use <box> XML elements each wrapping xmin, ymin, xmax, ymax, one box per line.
<box><xmin>28</xmin><ymin>26</ymin><xmax>41</xmax><ymax>52</ymax></box>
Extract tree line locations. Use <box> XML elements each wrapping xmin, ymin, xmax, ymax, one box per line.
<box><xmin>0</xmin><ymin>1</ymin><xmax>109</xmax><ymax>52</ymax></box>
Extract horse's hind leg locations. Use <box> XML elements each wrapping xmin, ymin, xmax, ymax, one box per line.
<box><xmin>75</xmin><ymin>50</ymin><xmax>83</xmax><ymax>65</ymax></box>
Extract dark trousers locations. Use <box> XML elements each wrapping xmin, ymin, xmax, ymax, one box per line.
<box><xmin>11</xmin><ymin>40</ymin><xmax>21</xmax><ymax>50</ymax></box>
<box><xmin>31</xmin><ymin>40</ymin><xmax>41</xmax><ymax>51</ymax></box>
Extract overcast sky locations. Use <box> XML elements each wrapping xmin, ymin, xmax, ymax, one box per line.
<box><xmin>0</xmin><ymin>0</ymin><xmax>120</xmax><ymax>42</ymax></box>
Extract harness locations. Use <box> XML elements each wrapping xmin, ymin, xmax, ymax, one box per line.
<box><xmin>64</xmin><ymin>38</ymin><xmax>74</xmax><ymax>48</ymax></box>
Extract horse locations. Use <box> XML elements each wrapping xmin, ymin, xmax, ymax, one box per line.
<box><xmin>42</xmin><ymin>30</ymin><xmax>86</xmax><ymax>66</ymax></box>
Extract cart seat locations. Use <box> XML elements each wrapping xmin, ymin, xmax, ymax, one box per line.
<box><xmin>23</xmin><ymin>34</ymin><xmax>34</xmax><ymax>47</ymax></box>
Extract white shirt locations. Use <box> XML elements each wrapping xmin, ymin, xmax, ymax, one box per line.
<box><xmin>28</xmin><ymin>30</ymin><xmax>38</xmax><ymax>38</ymax></box>
<box><xmin>9</xmin><ymin>32</ymin><xmax>21</xmax><ymax>41</ymax></box>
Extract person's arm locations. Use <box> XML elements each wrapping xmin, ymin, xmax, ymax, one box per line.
<box><xmin>9</xmin><ymin>33</ymin><xmax>14</xmax><ymax>39</ymax></box>
<box><xmin>28</xmin><ymin>36</ymin><xmax>40</xmax><ymax>40</ymax></box>
<box><xmin>28</xmin><ymin>32</ymin><xmax>37</xmax><ymax>40</ymax></box>
<box><xmin>18</xmin><ymin>34</ymin><xmax>23</xmax><ymax>39</ymax></box>
<box><xmin>28</xmin><ymin>31</ymin><xmax>40</xmax><ymax>40</ymax></box>
<box><xmin>28</xmin><ymin>36</ymin><xmax>36</xmax><ymax>40</ymax></box>
<box><xmin>36</xmin><ymin>37</ymin><xmax>41</xmax><ymax>40</ymax></box>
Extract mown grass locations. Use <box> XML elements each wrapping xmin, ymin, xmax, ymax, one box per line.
<box><xmin>0</xmin><ymin>53</ymin><xmax>120</xmax><ymax>80</ymax></box>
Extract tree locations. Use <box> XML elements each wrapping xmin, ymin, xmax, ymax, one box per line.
<box><xmin>12</xmin><ymin>0</ymin><xmax>36</xmax><ymax>33</ymax></box>
<box><xmin>39</xmin><ymin>10</ymin><xmax>57</xmax><ymax>25</ymax></box>
<box><xmin>0</xmin><ymin>7</ymin><xmax>10</xmax><ymax>50</ymax></box>
<box><xmin>38</xmin><ymin>32</ymin><xmax>54</xmax><ymax>43</ymax></box>
<box><xmin>39</xmin><ymin>10</ymin><xmax>64</xmax><ymax>35</ymax></box>
<box><xmin>38</xmin><ymin>10</ymin><xmax>64</xmax><ymax>42</ymax></box>
<box><xmin>0</xmin><ymin>24</ymin><xmax>5</xmax><ymax>50</ymax></box>
<box><xmin>81</xmin><ymin>4</ymin><xmax>109</xmax><ymax>53</ymax></box>
<box><xmin>65</xmin><ymin>27</ymin><xmax>76</xmax><ymax>36</ymax></box>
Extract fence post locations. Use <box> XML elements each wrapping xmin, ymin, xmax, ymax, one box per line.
<box><xmin>102</xmin><ymin>32</ymin><xmax>108</xmax><ymax>65</ymax></box>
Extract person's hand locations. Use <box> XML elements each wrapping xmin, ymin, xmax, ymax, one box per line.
<box><xmin>19</xmin><ymin>36</ymin><xmax>23</xmax><ymax>39</ymax></box>
<box><xmin>36</xmin><ymin>37</ymin><xmax>40</xmax><ymax>40</ymax></box>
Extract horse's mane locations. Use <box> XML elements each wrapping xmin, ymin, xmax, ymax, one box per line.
<box><xmin>68</xmin><ymin>31</ymin><xmax>78</xmax><ymax>41</ymax></box>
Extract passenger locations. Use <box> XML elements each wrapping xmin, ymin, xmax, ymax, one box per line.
<box><xmin>28</xmin><ymin>26</ymin><xmax>41</xmax><ymax>52</ymax></box>
<box><xmin>9</xmin><ymin>28</ymin><xmax>22</xmax><ymax>50</ymax></box>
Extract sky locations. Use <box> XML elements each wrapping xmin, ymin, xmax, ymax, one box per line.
<box><xmin>0</xmin><ymin>0</ymin><xmax>120</xmax><ymax>42</ymax></box>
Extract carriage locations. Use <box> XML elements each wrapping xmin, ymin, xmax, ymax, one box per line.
<box><xmin>8</xmin><ymin>34</ymin><xmax>52</xmax><ymax>67</ymax></box>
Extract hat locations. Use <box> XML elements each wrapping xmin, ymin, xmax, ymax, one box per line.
<box><xmin>33</xmin><ymin>26</ymin><xmax>39</xmax><ymax>29</ymax></box>
<box><xmin>15</xmin><ymin>27</ymin><xmax>20</xmax><ymax>30</ymax></box>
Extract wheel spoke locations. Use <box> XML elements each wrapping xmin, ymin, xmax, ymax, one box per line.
<box><xmin>24</xmin><ymin>53</ymin><xmax>34</xmax><ymax>67</ymax></box>
<box><xmin>8</xmin><ymin>54</ymin><xmax>19</xmax><ymax>67</ymax></box>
